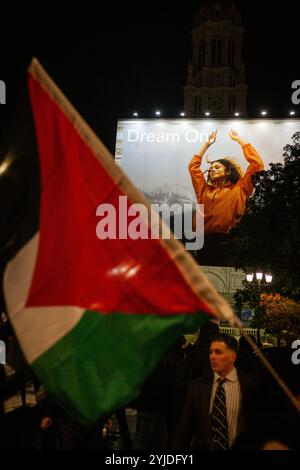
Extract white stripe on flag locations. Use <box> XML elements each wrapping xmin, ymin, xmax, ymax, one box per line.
<box><xmin>3</xmin><ymin>234</ymin><xmax>84</xmax><ymax>363</ymax></box>
<box><xmin>4</xmin><ymin>234</ymin><xmax>39</xmax><ymax>316</ymax></box>
<box><xmin>6</xmin><ymin>306</ymin><xmax>84</xmax><ymax>364</ymax></box>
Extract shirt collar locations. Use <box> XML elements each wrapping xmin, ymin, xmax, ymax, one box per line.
<box><xmin>213</xmin><ymin>367</ymin><xmax>238</xmax><ymax>384</ymax></box>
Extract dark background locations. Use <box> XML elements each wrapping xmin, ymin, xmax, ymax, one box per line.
<box><xmin>0</xmin><ymin>0</ymin><xmax>299</xmax><ymax>153</ymax></box>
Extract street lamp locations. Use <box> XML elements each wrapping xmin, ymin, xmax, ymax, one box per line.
<box><xmin>246</xmin><ymin>272</ymin><xmax>272</xmax><ymax>345</ymax></box>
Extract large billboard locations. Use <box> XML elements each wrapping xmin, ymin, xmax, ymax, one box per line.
<box><xmin>116</xmin><ymin>119</ymin><xmax>299</xmax><ymax>202</ymax></box>
<box><xmin>115</xmin><ymin>119</ymin><xmax>300</xmax><ymax>265</ymax></box>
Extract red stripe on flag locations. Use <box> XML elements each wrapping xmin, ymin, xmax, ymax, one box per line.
<box><xmin>26</xmin><ymin>72</ymin><xmax>213</xmax><ymax>318</ymax></box>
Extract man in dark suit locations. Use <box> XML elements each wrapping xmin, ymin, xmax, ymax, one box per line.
<box><xmin>173</xmin><ymin>334</ymin><xmax>261</xmax><ymax>450</ymax></box>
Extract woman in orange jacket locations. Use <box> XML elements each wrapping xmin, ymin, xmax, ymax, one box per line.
<box><xmin>189</xmin><ymin>130</ymin><xmax>264</xmax><ymax>235</ymax></box>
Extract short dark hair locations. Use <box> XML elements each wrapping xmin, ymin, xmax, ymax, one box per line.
<box><xmin>210</xmin><ymin>334</ymin><xmax>238</xmax><ymax>353</ymax></box>
<box><xmin>239</xmin><ymin>335</ymin><xmax>257</xmax><ymax>352</ymax></box>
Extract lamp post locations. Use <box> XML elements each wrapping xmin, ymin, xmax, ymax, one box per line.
<box><xmin>246</xmin><ymin>273</ymin><xmax>272</xmax><ymax>345</ymax></box>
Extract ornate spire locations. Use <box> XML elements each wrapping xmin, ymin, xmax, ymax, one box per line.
<box><xmin>184</xmin><ymin>0</ymin><xmax>247</xmax><ymax>117</ymax></box>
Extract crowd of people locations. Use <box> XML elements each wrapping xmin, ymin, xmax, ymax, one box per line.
<box><xmin>1</xmin><ymin>316</ymin><xmax>300</xmax><ymax>450</ymax></box>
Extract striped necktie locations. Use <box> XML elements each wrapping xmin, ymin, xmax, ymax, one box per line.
<box><xmin>210</xmin><ymin>378</ymin><xmax>229</xmax><ymax>450</ymax></box>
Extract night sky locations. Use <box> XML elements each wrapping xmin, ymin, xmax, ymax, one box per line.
<box><xmin>0</xmin><ymin>0</ymin><xmax>299</xmax><ymax>153</ymax></box>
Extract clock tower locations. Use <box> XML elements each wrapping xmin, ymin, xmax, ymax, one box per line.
<box><xmin>184</xmin><ymin>0</ymin><xmax>247</xmax><ymax>117</ymax></box>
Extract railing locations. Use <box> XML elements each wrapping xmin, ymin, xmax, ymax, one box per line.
<box><xmin>185</xmin><ymin>327</ymin><xmax>276</xmax><ymax>346</ymax></box>
<box><xmin>220</xmin><ymin>327</ymin><xmax>258</xmax><ymax>337</ymax></box>
<box><xmin>220</xmin><ymin>327</ymin><xmax>276</xmax><ymax>345</ymax></box>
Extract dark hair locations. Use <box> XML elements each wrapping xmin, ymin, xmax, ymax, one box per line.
<box><xmin>198</xmin><ymin>321</ymin><xmax>219</xmax><ymax>344</ymax></box>
<box><xmin>207</xmin><ymin>159</ymin><xmax>241</xmax><ymax>185</ymax></box>
<box><xmin>210</xmin><ymin>334</ymin><xmax>238</xmax><ymax>353</ymax></box>
<box><xmin>239</xmin><ymin>335</ymin><xmax>257</xmax><ymax>352</ymax></box>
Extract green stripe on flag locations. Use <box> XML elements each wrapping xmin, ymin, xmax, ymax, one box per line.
<box><xmin>32</xmin><ymin>310</ymin><xmax>210</xmax><ymax>424</ymax></box>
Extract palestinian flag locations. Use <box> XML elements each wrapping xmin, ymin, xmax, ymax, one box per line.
<box><xmin>1</xmin><ymin>59</ymin><xmax>234</xmax><ymax>424</ymax></box>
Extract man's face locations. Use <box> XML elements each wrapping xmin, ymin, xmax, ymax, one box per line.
<box><xmin>209</xmin><ymin>162</ymin><xmax>228</xmax><ymax>181</ymax></box>
<box><xmin>209</xmin><ymin>341</ymin><xmax>236</xmax><ymax>377</ymax></box>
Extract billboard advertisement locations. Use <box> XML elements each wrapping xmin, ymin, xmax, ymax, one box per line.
<box><xmin>115</xmin><ymin>119</ymin><xmax>300</xmax><ymax>265</ymax></box>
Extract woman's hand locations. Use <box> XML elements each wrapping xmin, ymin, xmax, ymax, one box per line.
<box><xmin>207</xmin><ymin>130</ymin><xmax>217</xmax><ymax>147</ymax></box>
<box><xmin>195</xmin><ymin>130</ymin><xmax>217</xmax><ymax>157</ymax></box>
<box><xmin>229</xmin><ymin>129</ymin><xmax>246</xmax><ymax>146</ymax></box>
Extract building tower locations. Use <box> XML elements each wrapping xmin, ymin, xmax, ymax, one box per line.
<box><xmin>184</xmin><ymin>0</ymin><xmax>247</xmax><ymax>117</ymax></box>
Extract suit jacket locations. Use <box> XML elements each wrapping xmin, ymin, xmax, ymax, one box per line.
<box><xmin>173</xmin><ymin>369</ymin><xmax>261</xmax><ymax>450</ymax></box>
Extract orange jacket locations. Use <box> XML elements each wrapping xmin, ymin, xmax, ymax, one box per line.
<box><xmin>189</xmin><ymin>143</ymin><xmax>264</xmax><ymax>234</ymax></box>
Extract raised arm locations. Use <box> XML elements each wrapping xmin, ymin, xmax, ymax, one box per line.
<box><xmin>189</xmin><ymin>130</ymin><xmax>217</xmax><ymax>199</ymax></box>
<box><xmin>229</xmin><ymin>130</ymin><xmax>265</xmax><ymax>196</ymax></box>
